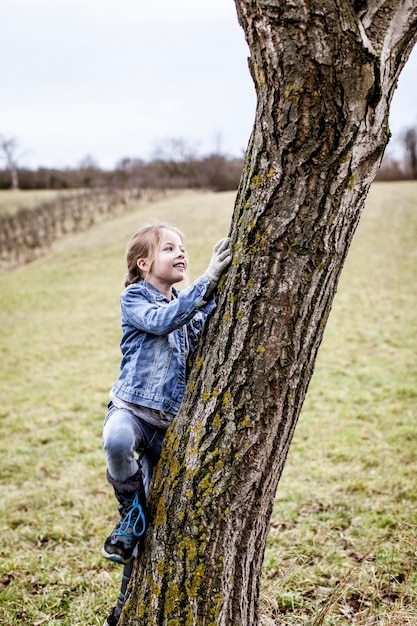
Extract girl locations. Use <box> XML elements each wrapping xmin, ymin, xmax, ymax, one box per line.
<box><xmin>102</xmin><ymin>222</ymin><xmax>231</xmax><ymax>625</ymax></box>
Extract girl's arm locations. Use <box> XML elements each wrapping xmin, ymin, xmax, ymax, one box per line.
<box><xmin>121</xmin><ymin>276</ymin><xmax>213</xmax><ymax>336</ymax></box>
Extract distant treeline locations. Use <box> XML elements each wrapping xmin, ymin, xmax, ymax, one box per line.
<box><xmin>1</xmin><ymin>151</ymin><xmax>416</xmax><ymax>191</ymax></box>
<box><xmin>1</xmin><ymin>124</ymin><xmax>417</xmax><ymax>191</ymax></box>
<box><xmin>0</xmin><ymin>153</ymin><xmax>244</xmax><ymax>192</ymax></box>
<box><xmin>375</xmin><ymin>156</ymin><xmax>417</xmax><ymax>181</ymax></box>
<box><xmin>376</xmin><ymin>126</ymin><xmax>417</xmax><ymax>181</ymax></box>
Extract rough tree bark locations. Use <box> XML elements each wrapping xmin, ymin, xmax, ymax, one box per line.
<box><xmin>120</xmin><ymin>2</ymin><xmax>417</xmax><ymax>625</ymax></box>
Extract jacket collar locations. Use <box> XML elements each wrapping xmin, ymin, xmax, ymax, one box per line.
<box><xmin>139</xmin><ymin>279</ymin><xmax>179</xmax><ymax>302</ymax></box>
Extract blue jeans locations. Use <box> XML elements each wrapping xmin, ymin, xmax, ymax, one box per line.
<box><xmin>102</xmin><ymin>402</ymin><xmax>165</xmax><ymax>495</ymax></box>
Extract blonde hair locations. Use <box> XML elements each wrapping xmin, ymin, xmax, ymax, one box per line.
<box><xmin>124</xmin><ymin>222</ymin><xmax>185</xmax><ymax>287</ymax></box>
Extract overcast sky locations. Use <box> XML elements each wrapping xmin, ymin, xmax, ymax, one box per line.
<box><xmin>2</xmin><ymin>0</ymin><xmax>416</xmax><ymax>170</ymax></box>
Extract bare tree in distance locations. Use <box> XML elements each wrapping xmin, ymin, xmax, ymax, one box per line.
<box><xmin>118</xmin><ymin>2</ymin><xmax>417</xmax><ymax>624</ymax></box>
<box><xmin>151</xmin><ymin>137</ymin><xmax>200</xmax><ymax>164</ymax></box>
<box><xmin>402</xmin><ymin>125</ymin><xmax>417</xmax><ymax>178</ymax></box>
<box><xmin>0</xmin><ymin>134</ymin><xmax>21</xmax><ymax>191</ymax></box>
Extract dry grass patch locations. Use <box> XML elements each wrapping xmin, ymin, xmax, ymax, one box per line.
<box><xmin>1</xmin><ymin>184</ymin><xmax>416</xmax><ymax>625</ymax></box>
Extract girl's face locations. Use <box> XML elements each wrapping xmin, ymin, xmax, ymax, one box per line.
<box><xmin>138</xmin><ymin>228</ymin><xmax>188</xmax><ymax>296</ymax></box>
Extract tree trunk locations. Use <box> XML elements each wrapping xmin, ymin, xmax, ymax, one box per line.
<box><xmin>120</xmin><ymin>2</ymin><xmax>417</xmax><ymax>624</ymax></box>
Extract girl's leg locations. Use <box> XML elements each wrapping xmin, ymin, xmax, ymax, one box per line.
<box><xmin>102</xmin><ymin>560</ymin><xmax>133</xmax><ymax>626</ymax></box>
<box><xmin>102</xmin><ymin>411</ymin><xmax>165</xmax><ymax>623</ymax></box>
<box><xmin>102</xmin><ymin>405</ymin><xmax>144</xmax><ymax>483</ymax></box>
<box><xmin>102</xmin><ymin>405</ymin><xmax>148</xmax><ymax>564</ymax></box>
<box><xmin>137</xmin><ymin>449</ymin><xmax>154</xmax><ymax>496</ymax></box>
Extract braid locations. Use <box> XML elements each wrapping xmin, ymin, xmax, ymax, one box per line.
<box><xmin>124</xmin><ymin>264</ymin><xmax>141</xmax><ymax>288</ymax></box>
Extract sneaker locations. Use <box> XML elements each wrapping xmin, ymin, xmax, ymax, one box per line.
<box><xmin>103</xmin><ymin>607</ymin><xmax>119</xmax><ymax>626</ymax></box>
<box><xmin>102</xmin><ymin>491</ymin><xmax>146</xmax><ymax>564</ymax></box>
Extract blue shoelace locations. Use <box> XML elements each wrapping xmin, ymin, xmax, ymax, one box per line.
<box><xmin>117</xmin><ymin>492</ymin><xmax>146</xmax><ymax>539</ymax></box>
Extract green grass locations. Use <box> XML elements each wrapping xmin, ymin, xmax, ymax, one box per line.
<box><xmin>0</xmin><ymin>184</ymin><xmax>416</xmax><ymax>625</ymax></box>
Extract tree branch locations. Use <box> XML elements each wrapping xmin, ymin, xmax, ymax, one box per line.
<box><xmin>357</xmin><ymin>0</ymin><xmax>417</xmax><ymax>59</ymax></box>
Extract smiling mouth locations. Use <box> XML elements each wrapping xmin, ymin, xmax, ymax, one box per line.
<box><xmin>174</xmin><ymin>263</ymin><xmax>186</xmax><ymax>269</ymax></box>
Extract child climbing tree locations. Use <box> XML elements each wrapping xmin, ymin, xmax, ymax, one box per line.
<box><xmin>117</xmin><ymin>1</ymin><xmax>417</xmax><ymax>624</ymax></box>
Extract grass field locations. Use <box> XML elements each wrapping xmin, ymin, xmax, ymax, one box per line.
<box><xmin>0</xmin><ymin>183</ymin><xmax>416</xmax><ymax>625</ymax></box>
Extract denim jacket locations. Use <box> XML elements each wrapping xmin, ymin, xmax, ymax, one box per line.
<box><xmin>111</xmin><ymin>276</ymin><xmax>216</xmax><ymax>415</ymax></box>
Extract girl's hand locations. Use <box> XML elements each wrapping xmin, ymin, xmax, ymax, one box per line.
<box><xmin>204</xmin><ymin>238</ymin><xmax>232</xmax><ymax>286</ymax></box>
